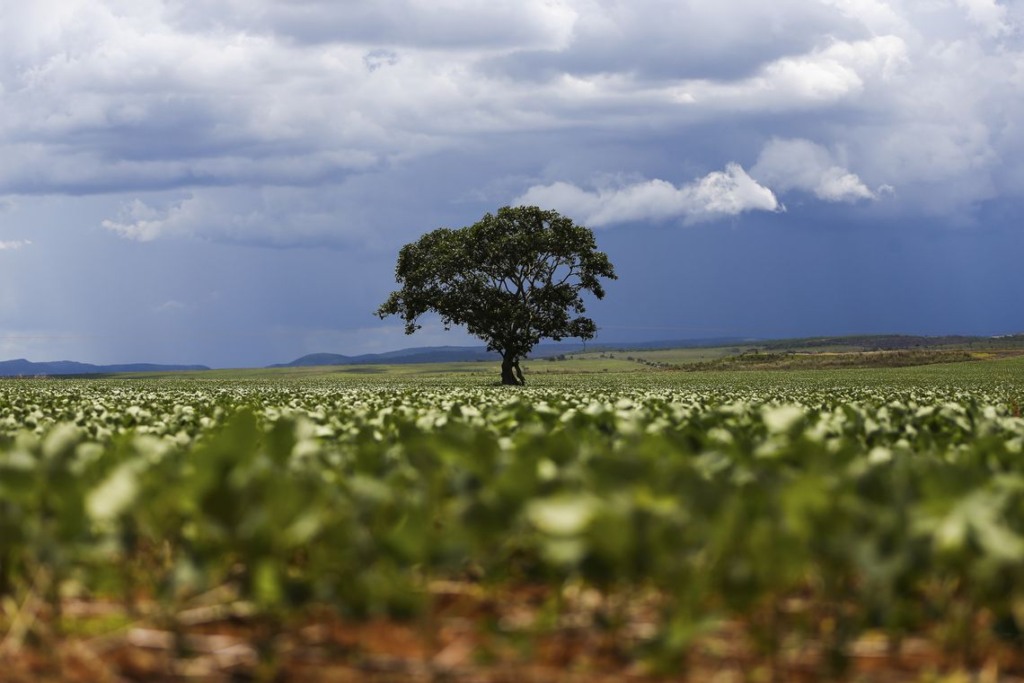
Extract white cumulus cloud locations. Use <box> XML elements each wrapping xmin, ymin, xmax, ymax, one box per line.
<box><xmin>751</xmin><ymin>138</ymin><xmax>879</xmax><ymax>202</ymax></box>
<box><xmin>671</xmin><ymin>36</ymin><xmax>909</xmax><ymax>112</ymax></box>
<box><xmin>0</xmin><ymin>240</ymin><xmax>32</xmax><ymax>250</ymax></box>
<box><xmin>515</xmin><ymin>164</ymin><xmax>781</xmax><ymax>227</ymax></box>
<box><xmin>955</xmin><ymin>0</ymin><xmax>1011</xmax><ymax>37</ymax></box>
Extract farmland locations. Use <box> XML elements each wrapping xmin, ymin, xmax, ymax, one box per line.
<box><xmin>1</xmin><ymin>355</ymin><xmax>1024</xmax><ymax>681</ymax></box>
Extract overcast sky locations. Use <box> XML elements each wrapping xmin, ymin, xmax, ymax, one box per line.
<box><xmin>1</xmin><ymin>0</ymin><xmax>1021</xmax><ymax>367</ymax></box>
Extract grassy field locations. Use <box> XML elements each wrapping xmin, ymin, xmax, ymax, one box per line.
<box><xmin>1</xmin><ymin>352</ymin><xmax>1023</xmax><ymax>681</ymax></box>
<box><xmin>133</xmin><ymin>335</ymin><xmax>1024</xmax><ymax>381</ymax></box>
<box><xmin>546</xmin><ymin>335</ymin><xmax>1024</xmax><ymax>375</ymax></box>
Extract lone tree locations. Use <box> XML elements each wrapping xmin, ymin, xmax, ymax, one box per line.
<box><xmin>376</xmin><ymin>205</ymin><xmax>617</xmax><ymax>385</ymax></box>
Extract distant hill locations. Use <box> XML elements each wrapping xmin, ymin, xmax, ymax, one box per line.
<box><xmin>6</xmin><ymin>334</ymin><xmax>1017</xmax><ymax>377</ymax></box>
<box><xmin>271</xmin><ymin>334</ymin><xmax>1024</xmax><ymax>369</ymax></box>
<box><xmin>0</xmin><ymin>359</ymin><xmax>210</xmax><ymax>377</ymax></box>
<box><xmin>271</xmin><ymin>338</ymin><xmax>756</xmax><ymax>368</ymax></box>
<box><xmin>271</xmin><ymin>346</ymin><xmax>498</xmax><ymax>367</ymax></box>
<box><xmin>278</xmin><ymin>353</ymin><xmax>356</xmax><ymax>367</ymax></box>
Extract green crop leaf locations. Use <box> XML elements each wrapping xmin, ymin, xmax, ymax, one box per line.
<box><xmin>526</xmin><ymin>495</ymin><xmax>598</xmax><ymax>536</ymax></box>
<box><xmin>87</xmin><ymin>463</ymin><xmax>140</xmax><ymax>522</ymax></box>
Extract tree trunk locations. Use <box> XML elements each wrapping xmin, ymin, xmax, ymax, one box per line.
<box><xmin>501</xmin><ymin>354</ymin><xmax>523</xmax><ymax>386</ymax></box>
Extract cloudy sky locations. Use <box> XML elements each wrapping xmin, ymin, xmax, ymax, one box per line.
<box><xmin>1</xmin><ymin>0</ymin><xmax>1021</xmax><ymax>367</ymax></box>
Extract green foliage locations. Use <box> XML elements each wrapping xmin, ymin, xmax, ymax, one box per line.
<box><xmin>376</xmin><ymin>205</ymin><xmax>617</xmax><ymax>384</ymax></box>
<box><xmin>0</xmin><ymin>362</ymin><xmax>1023</xmax><ymax>675</ymax></box>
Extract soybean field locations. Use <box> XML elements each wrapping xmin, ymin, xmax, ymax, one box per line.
<box><xmin>2</xmin><ymin>357</ymin><xmax>1024</xmax><ymax>681</ymax></box>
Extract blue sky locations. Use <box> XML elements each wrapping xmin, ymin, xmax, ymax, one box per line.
<box><xmin>0</xmin><ymin>0</ymin><xmax>1021</xmax><ymax>367</ymax></box>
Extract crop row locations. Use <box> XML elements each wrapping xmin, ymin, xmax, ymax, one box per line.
<box><xmin>1</xmin><ymin>370</ymin><xmax>1024</xmax><ymax>677</ymax></box>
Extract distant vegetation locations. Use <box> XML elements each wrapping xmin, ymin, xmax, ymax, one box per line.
<box><xmin>544</xmin><ymin>334</ymin><xmax>1024</xmax><ymax>375</ymax></box>
<box><xmin>760</xmin><ymin>333</ymin><xmax>1024</xmax><ymax>351</ymax></box>
<box><xmin>3</xmin><ymin>333</ymin><xmax>1021</xmax><ymax>379</ymax></box>
<box><xmin>685</xmin><ymin>348</ymin><xmax>982</xmax><ymax>371</ymax></box>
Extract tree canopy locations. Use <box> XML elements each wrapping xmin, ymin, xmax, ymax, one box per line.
<box><xmin>376</xmin><ymin>205</ymin><xmax>617</xmax><ymax>385</ymax></box>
